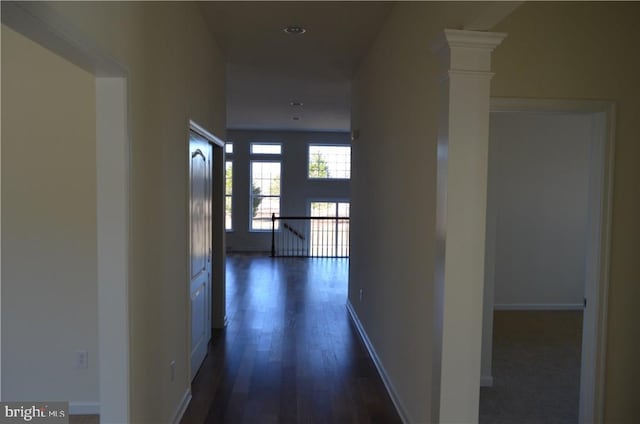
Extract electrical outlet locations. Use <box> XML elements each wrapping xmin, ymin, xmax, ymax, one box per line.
<box><xmin>170</xmin><ymin>360</ymin><xmax>176</xmax><ymax>382</ymax></box>
<box><xmin>76</xmin><ymin>350</ymin><xmax>88</xmax><ymax>369</ymax></box>
<box><xmin>359</xmin><ymin>288</ymin><xmax>364</xmax><ymax>302</ymax></box>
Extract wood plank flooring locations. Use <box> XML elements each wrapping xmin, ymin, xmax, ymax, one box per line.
<box><xmin>181</xmin><ymin>254</ymin><xmax>401</xmax><ymax>424</ymax></box>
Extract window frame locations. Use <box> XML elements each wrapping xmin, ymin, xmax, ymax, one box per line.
<box><xmin>250</xmin><ymin>142</ymin><xmax>282</xmax><ymax>155</ymax></box>
<box><xmin>249</xmin><ymin>159</ymin><xmax>282</xmax><ymax>232</ymax></box>
<box><xmin>307</xmin><ymin>143</ymin><xmax>351</xmax><ymax>180</ymax></box>
<box><xmin>225</xmin><ymin>159</ymin><xmax>233</xmax><ymax>231</ymax></box>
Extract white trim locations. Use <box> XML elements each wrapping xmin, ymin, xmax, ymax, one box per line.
<box><xmin>491</xmin><ymin>97</ymin><xmax>614</xmax><ymax>114</ymax></box>
<box><xmin>2</xmin><ymin>3</ymin><xmax>131</xmax><ymax>421</ymax></box>
<box><xmin>69</xmin><ymin>402</ymin><xmax>100</xmax><ymax>415</ymax></box>
<box><xmin>0</xmin><ymin>2</ymin><xmax>126</xmax><ymax>76</ymax></box>
<box><xmin>494</xmin><ymin>303</ymin><xmax>584</xmax><ymax>311</ymax></box>
<box><xmin>190</xmin><ymin>120</ymin><xmax>225</xmax><ymax>148</ymax></box>
<box><xmin>432</xmin><ymin>29</ymin><xmax>507</xmax><ymax>56</ymax></box>
<box><xmin>96</xmin><ymin>77</ymin><xmax>131</xmax><ymax>424</ymax></box>
<box><xmin>480</xmin><ymin>376</ymin><xmax>494</xmax><ymax>387</ymax></box>
<box><xmin>171</xmin><ymin>389</ymin><xmax>192</xmax><ymax>424</ymax></box>
<box><xmin>487</xmin><ymin>97</ymin><xmax>615</xmax><ymax>424</ymax></box>
<box><xmin>346</xmin><ymin>301</ymin><xmax>411</xmax><ymax>424</ymax></box>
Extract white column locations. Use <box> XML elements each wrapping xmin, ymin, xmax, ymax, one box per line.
<box><xmin>97</xmin><ymin>77</ymin><xmax>130</xmax><ymax>423</ymax></box>
<box><xmin>431</xmin><ymin>29</ymin><xmax>505</xmax><ymax>423</ymax></box>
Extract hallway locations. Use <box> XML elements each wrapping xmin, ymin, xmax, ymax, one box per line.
<box><xmin>181</xmin><ymin>255</ymin><xmax>401</xmax><ymax>424</ymax></box>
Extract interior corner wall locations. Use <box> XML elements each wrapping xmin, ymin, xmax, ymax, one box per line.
<box><xmin>1</xmin><ymin>24</ymin><xmax>98</xmax><ymax>402</ymax></box>
<box><xmin>349</xmin><ymin>3</ymin><xmax>506</xmax><ymax>422</ymax></box>
<box><xmin>13</xmin><ymin>3</ymin><xmax>227</xmax><ymax>422</ymax></box>
<box><xmin>225</xmin><ymin>130</ymin><xmax>350</xmax><ymax>253</ymax></box>
<box><xmin>490</xmin><ymin>2</ymin><xmax>640</xmax><ymax>421</ymax></box>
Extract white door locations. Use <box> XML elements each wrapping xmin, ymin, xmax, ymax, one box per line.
<box><xmin>189</xmin><ymin>133</ymin><xmax>212</xmax><ymax>377</ymax></box>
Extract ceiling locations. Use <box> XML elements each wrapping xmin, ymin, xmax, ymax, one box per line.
<box><xmin>199</xmin><ymin>1</ymin><xmax>394</xmax><ymax>132</ymax></box>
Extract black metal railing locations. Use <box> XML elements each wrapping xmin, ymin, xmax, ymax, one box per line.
<box><xmin>271</xmin><ymin>214</ymin><xmax>350</xmax><ymax>258</ymax></box>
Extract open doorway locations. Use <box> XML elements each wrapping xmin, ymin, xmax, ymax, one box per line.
<box><xmin>480</xmin><ymin>99</ymin><xmax>615</xmax><ymax>423</ymax></box>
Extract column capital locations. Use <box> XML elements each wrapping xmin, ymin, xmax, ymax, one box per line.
<box><xmin>432</xmin><ymin>29</ymin><xmax>506</xmax><ymax>75</ymax></box>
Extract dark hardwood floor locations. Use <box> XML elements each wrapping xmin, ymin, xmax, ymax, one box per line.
<box><xmin>181</xmin><ymin>254</ymin><xmax>401</xmax><ymax>424</ymax></box>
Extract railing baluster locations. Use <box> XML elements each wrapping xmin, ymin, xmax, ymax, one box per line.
<box><xmin>268</xmin><ymin>216</ymin><xmax>350</xmax><ymax>258</ymax></box>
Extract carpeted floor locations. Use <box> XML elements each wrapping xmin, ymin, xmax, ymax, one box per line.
<box><xmin>480</xmin><ymin>310</ymin><xmax>583</xmax><ymax>424</ymax></box>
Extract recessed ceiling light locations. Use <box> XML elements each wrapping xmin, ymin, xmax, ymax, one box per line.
<box><xmin>292</xmin><ymin>116</ymin><xmax>301</xmax><ymax>121</ymax></box>
<box><xmin>290</xmin><ymin>101</ymin><xmax>304</xmax><ymax>107</ymax></box>
<box><xmin>283</xmin><ymin>26</ymin><xmax>306</xmax><ymax>35</ymax></box>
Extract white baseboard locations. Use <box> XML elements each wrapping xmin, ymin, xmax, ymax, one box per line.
<box><xmin>480</xmin><ymin>375</ymin><xmax>494</xmax><ymax>387</ymax></box>
<box><xmin>171</xmin><ymin>388</ymin><xmax>192</xmax><ymax>424</ymax></box>
<box><xmin>494</xmin><ymin>303</ymin><xmax>583</xmax><ymax>311</ymax></box>
<box><xmin>69</xmin><ymin>401</ymin><xmax>100</xmax><ymax>415</ymax></box>
<box><xmin>346</xmin><ymin>301</ymin><xmax>411</xmax><ymax>424</ymax></box>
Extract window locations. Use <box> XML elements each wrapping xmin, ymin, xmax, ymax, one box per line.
<box><xmin>310</xmin><ymin>201</ymin><xmax>350</xmax><ymax>257</ymax></box>
<box><xmin>251</xmin><ymin>143</ymin><xmax>281</xmax><ymax>155</ymax></box>
<box><xmin>225</xmin><ymin>142</ymin><xmax>233</xmax><ymax>154</ymax></box>
<box><xmin>225</xmin><ymin>160</ymin><xmax>233</xmax><ymax>230</ymax></box>
<box><xmin>308</xmin><ymin>145</ymin><xmax>351</xmax><ymax>179</ymax></box>
<box><xmin>250</xmin><ymin>161</ymin><xmax>281</xmax><ymax>230</ymax></box>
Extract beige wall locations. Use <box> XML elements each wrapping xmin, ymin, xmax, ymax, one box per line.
<box><xmin>350</xmin><ymin>2</ymin><xmax>499</xmax><ymax>421</ymax></box>
<box><xmin>353</xmin><ymin>1</ymin><xmax>639</xmax><ymax>422</ymax></box>
<box><xmin>1</xmin><ymin>25</ymin><xmax>98</xmax><ymax>402</ymax></box>
<box><xmin>491</xmin><ymin>2</ymin><xmax>640</xmax><ymax>421</ymax></box>
<box><xmin>3</xmin><ymin>2</ymin><xmax>227</xmax><ymax>422</ymax></box>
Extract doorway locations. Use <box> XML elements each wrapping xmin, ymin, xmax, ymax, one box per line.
<box><xmin>481</xmin><ymin>98</ymin><xmax>615</xmax><ymax>423</ymax></box>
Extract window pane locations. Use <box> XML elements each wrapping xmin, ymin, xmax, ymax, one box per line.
<box><xmin>311</xmin><ymin>201</ymin><xmax>337</xmax><ymax>217</ymax></box>
<box><xmin>225</xmin><ymin>161</ymin><xmax>233</xmax><ymax>196</ymax></box>
<box><xmin>338</xmin><ymin>202</ymin><xmax>350</xmax><ymax>217</ymax></box>
<box><xmin>225</xmin><ymin>161</ymin><xmax>232</xmax><ymax>230</ymax></box>
<box><xmin>225</xmin><ymin>142</ymin><xmax>233</xmax><ymax>154</ymax></box>
<box><xmin>308</xmin><ymin>145</ymin><xmax>351</xmax><ymax>179</ymax></box>
<box><xmin>251</xmin><ymin>143</ymin><xmax>281</xmax><ymax>155</ymax></box>
<box><xmin>252</xmin><ymin>196</ymin><xmax>280</xmax><ymax>230</ymax></box>
<box><xmin>251</xmin><ymin>162</ymin><xmax>280</xmax><ymax>195</ymax></box>
<box><xmin>309</xmin><ymin>201</ymin><xmax>350</xmax><ymax>257</ymax></box>
<box><xmin>251</xmin><ymin>161</ymin><xmax>281</xmax><ymax>230</ymax></box>
<box><xmin>225</xmin><ymin>196</ymin><xmax>232</xmax><ymax>230</ymax></box>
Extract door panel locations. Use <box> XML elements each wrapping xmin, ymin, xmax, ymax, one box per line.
<box><xmin>189</xmin><ymin>134</ymin><xmax>212</xmax><ymax>378</ymax></box>
<box><xmin>191</xmin><ymin>275</ymin><xmax>207</xmax><ymax>359</ymax></box>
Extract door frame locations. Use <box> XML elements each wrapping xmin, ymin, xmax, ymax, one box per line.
<box><xmin>483</xmin><ymin>97</ymin><xmax>616</xmax><ymax>424</ymax></box>
<box><xmin>186</xmin><ymin>120</ymin><xmax>226</xmax><ymax>382</ymax></box>
<box><xmin>1</xmin><ymin>2</ymin><xmax>131</xmax><ymax>420</ymax></box>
